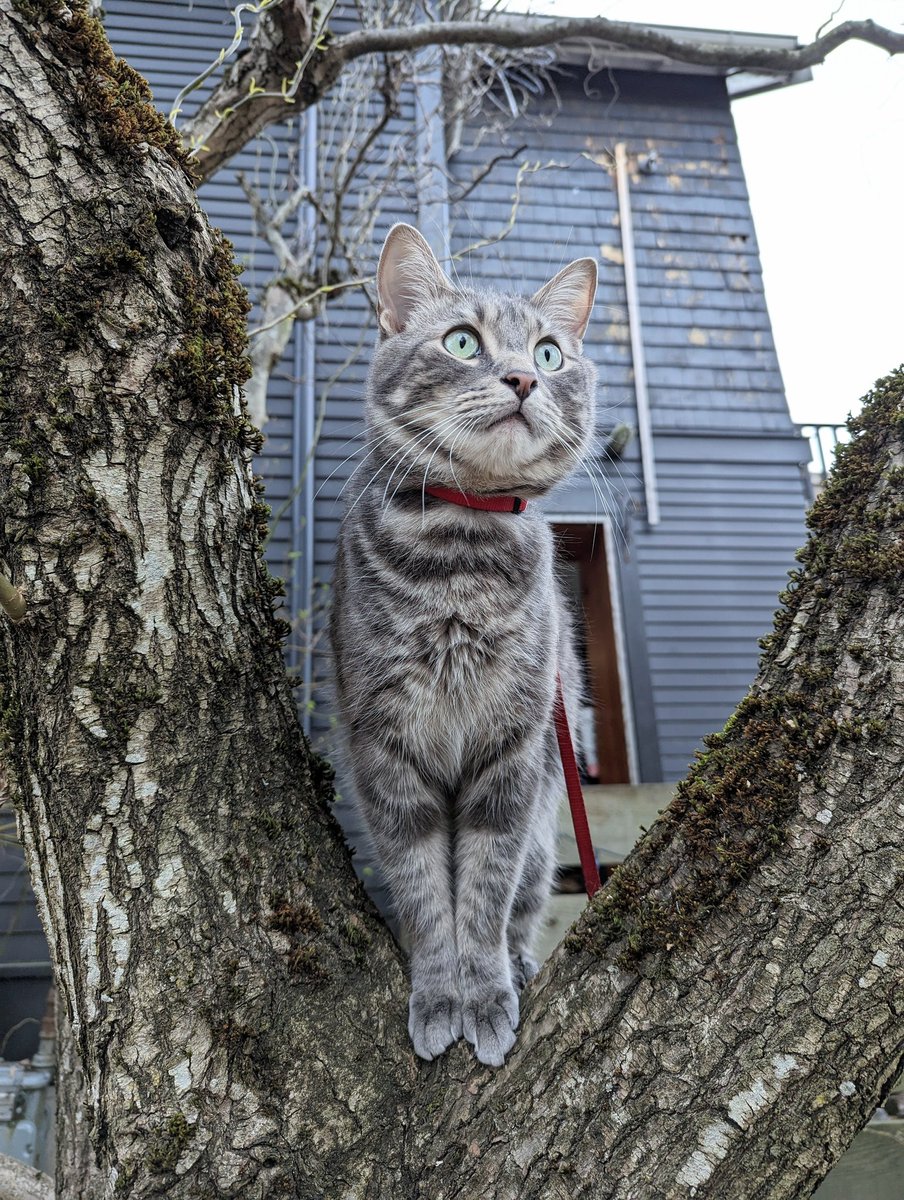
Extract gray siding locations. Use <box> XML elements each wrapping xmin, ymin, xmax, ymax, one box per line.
<box><xmin>632</xmin><ymin>433</ymin><xmax>807</xmax><ymax>779</ymax></box>
<box><xmin>0</xmin><ymin>837</ymin><xmax>51</xmax><ymax>1057</ymax></box>
<box><xmin>448</xmin><ymin>70</ymin><xmax>794</xmax><ymax>438</ymax></box>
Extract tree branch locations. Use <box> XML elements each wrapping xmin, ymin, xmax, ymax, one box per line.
<box><xmin>0</xmin><ymin>1154</ymin><xmax>54</xmax><ymax>1200</ymax></box>
<box><xmin>0</xmin><ymin>573</ymin><xmax>25</xmax><ymax>623</ymax></box>
<box><xmin>327</xmin><ymin>15</ymin><xmax>904</xmax><ymax>75</ymax></box>
<box><xmin>184</xmin><ymin>9</ymin><xmax>904</xmax><ymax>180</ymax></box>
<box><xmin>181</xmin><ymin>0</ymin><xmax>321</xmax><ymax>181</ymax></box>
<box><xmin>416</xmin><ymin>369</ymin><xmax>904</xmax><ymax>1197</ymax></box>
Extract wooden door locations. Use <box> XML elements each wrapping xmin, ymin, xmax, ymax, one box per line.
<box><xmin>552</xmin><ymin>523</ymin><xmax>631</xmax><ymax>785</ymax></box>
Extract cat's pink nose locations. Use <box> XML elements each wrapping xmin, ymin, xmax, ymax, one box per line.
<box><xmin>502</xmin><ymin>371</ymin><xmax>538</xmax><ymax>401</ymax></box>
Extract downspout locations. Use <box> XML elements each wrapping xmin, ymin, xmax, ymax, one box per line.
<box><xmin>291</xmin><ymin>105</ymin><xmax>318</xmax><ymax>734</ymax></box>
<box><xmin>414</xmin><ymin>49</ymin><xmax>450</xmax><ymax>259</ymax></box>
<box><xmin>614</xmin><ymin>142</ymin><xmax>660</xmax><ymax>526</ymax></box>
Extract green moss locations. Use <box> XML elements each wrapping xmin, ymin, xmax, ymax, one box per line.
<box><xmin>21</xmin><ymin>455</ymin><xmax>46</xmax><ymax>485</ymax></box>
<box><xmin>800</xmin><ymin>368</ymin><xmax>904</xmax><ymax>590</ymax></box>
<box><xmin>0</xmin><ymin>689</ymin><xmax>23</xmax><ymax>750</ymax></box>
<box><xmin>267</xmin><ymin>893</ymin><xmax>329</xmax><ymax>979</ymax></box>
<box><xmin>15</xmin><ymin>0</ymin><xmax>196</xmax><ymax>180</ymax></box>
<box><xmin>88</xmin><ymin>656</ymin><xmax>161</xmax><ymax>751</ymax></box>
<box><xmin>343</xmin><ymin>915</ymin><xmax>372</xmax><ymax>965</ymax></box>
<box><xmin>268</xmin><ymin>895</ymin><xmax>324</xmax><ymax>937</ymax></box>
<box><xmin>287</xmin><ymin>944</ymin><xmax>328</xmax><ymax>979</ymax></box>
<box><xmin>145</xmin><ymin>1112</ymin><xmax>195</xmax><ymax>1174</ymax></box>
<box><xmin>570</xmin><ymin>367</ymin><xmax>904</xmax><ymax>968</ymax></box>
<box><xmin>344</xmin><ymin>916</ymin><xmax>371</xmax><ymax>948</ymax></box>
<box><xmin>12</xmin><ymin>0</ymin><xmax>65</xmax><ymax>20</ymax></box>
<box><xmin>569</xmin><ymin>691</ymin><xmax>843</xmax><ymax>965</ymax></box>
<box><xmin>112</xmin><ymin>1161</ymin><xmax>137</xmax><ymax>1193</ymax></box>
<box><xmin>165</xmin><ymin>242</ymin><xmax>252</xmax><ymax>419</ymax></box>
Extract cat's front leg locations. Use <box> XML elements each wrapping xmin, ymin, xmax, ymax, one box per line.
<box><xmin>508</xmin><ymin>783</ymin><xmax>560</xmax><ymax>990</ymax></box>
<box><xmin>455</xmin><ymin>752</ymin><xmax>541</xmax><ymax>1067</ymax></box>
<box><xmin>356</xmin><ymin>755</ymin><xmax>460</xmax><ymax>1061</ymax></box>
<box><xmin>399</xmin><ymin>829</ymin><xmax>462</xmax><ymax>1061</ymax></box>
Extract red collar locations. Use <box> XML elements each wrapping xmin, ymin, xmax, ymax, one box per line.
<box><xmin>424</xmin><ymin>485</ymin><xmax>527</xmax><ymax>514</ymax></box>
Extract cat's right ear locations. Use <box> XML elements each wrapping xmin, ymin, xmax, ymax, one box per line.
<box><xmin>377</xmin><ymin>224</ymin><xmax>455</xmax><ymax>337</ymax></box>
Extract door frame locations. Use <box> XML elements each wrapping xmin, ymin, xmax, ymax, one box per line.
<box><xmin>549</xmin><ymin>514</ymin><xmax>640</xmax><ymax>785</ymax></box>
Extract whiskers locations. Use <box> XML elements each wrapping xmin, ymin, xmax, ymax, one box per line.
<box><xmin>551</xmin><ymin>422</ymin><xmax>633</xmax><ymax>555</ymax></box>
<box><xmin>419</xmin><ymin>412</ymin><xmax>484</xmax><ymax>523</ymax></box>
<box><xmin>344</xmin><ymin>412</ymin><xmax>475</xmax><ymax>518</ymax></box>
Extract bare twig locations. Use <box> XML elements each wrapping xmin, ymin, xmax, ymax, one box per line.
<box><xmin>450</xmin><ymin>142</ymin><xmax>527</xmax><ymax>203</ymax></box>
<box><xmin>169</xmin><ymin>0</ymin><xmax>284</xmax><ymax>128</ymax></box>
<box><xmin>249</xmin><ymin>275</ymin><xmax>375</xmax><ymax>340</ymax></box>
<box><xmin>816</xmin><ymin>1</ymin><xmax>848</xmax><ymax>41</ymax></box>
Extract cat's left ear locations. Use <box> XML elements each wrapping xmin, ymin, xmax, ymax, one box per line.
<box><xmin>531</xmin><ymin>258</ymin><xmax>598</xmax><ymax>340</ymax></box>
<box><xmin>377</xmin><ymin>224</ymin><xmax>455</xmax><ymax>337</ymax></box>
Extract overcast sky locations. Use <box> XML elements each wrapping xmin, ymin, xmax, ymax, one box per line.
<box><xmin>506</xmin><ymin>1</ymin><xmax>904</xmax><ymax>426</ymax></box>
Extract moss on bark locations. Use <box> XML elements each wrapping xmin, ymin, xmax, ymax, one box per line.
<box><xmin>13</xmin><ymin>0</ymin><xmax>196</xmax><ymax>178</ymax></box>
<box><xmin>571</xmin><ymin>366</ymin><xmax>904</xmax><ymax>967</ymax></box>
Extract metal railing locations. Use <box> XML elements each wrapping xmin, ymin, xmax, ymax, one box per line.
<box><xmin>799</xmin><ymin>423</ymin><xmax>850</xmax><ymax>494</ymax></box>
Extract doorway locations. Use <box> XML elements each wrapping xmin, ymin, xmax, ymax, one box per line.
<box><xmin>552</xmin><ymin>522</ymin><xmax>634</xmax><ymax>785</ymax></box>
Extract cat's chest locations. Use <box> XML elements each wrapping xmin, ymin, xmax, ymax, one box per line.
<box><xmin>415</xmin><ymin>593</ymin><xmax>554</xmax><ymax>693</ymax></box>
<box><xmin>427</xmin><ymin>614</ymin><xmax>497</xmax><ymax>676</ymax></box>
<box><xmin>413</xmin><ymin>608</ymin><xmax>555</xmax><ymax>763</ymax></box>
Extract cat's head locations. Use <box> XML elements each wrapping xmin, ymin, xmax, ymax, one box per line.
<box><xmin>367</xmin><ymin>224</ymin><xmax>597</xmax><ymax>498</ymax></box>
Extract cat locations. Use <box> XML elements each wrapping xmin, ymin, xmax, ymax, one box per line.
<box><xmin>329</xmin><ymin>224</ymin><xmax>597</xmax><ymax>1067</ymax></box>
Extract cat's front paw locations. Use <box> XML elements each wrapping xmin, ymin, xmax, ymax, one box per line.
<box><xmin>408</xmin><ymin>990</ymin><xmax>462</xmax><ymax>1061</ymax></box>
<box><xmin>462</xmin><ymin>987</ymin><xmax>519</xmax><ymax>1067</ymax></box>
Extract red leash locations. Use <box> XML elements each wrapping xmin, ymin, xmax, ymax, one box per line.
<box><xmin>554</xmin><ymin>675</ymin><xmax>601</xmax><ymax>898</ymax></box>
<box><xmin>423</xmin><ymin>484</ymin><xmax>601</xmax><ymax>899</ymax></box>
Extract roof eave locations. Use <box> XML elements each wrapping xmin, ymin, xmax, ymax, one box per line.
<box><xmin>547</xmin><ymin>22</ymin><xmax>812</xmax><ymax>98</ymax></box>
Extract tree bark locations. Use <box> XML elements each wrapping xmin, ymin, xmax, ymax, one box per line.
<box><xmin>0</xmin><ymin>1154</ymin><xmax>54</xmax><ymax>1200</ymax></box>
<box><xmin>2</xmin><ymin>5</ymin><xmax>904</xmax><ymax>1200</ymax></box>
<box><xmin>0</xmin><ymin>5</ymin><xmax>410</xmax><ymax>1197</ymax></box>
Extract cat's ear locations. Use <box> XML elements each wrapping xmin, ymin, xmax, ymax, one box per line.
<box><xmin>377</xmin><ymin>224</ymin><xmax>455</xmax><ymax>336</ymax></box>
<box><xmin>531</xmin><ymin>258</ymin><xmax>598</xmax><ymax>340</ymax></box>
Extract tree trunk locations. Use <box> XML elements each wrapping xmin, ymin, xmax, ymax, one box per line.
<box><xmin>2</xmin><ymin>5</ymin><xmax>904</xmax><ymax>1199</ymax></box>
<box><xmin>0</xmin><ymin>5</ymin><xmax>410</xmax><ymax>1197</ymax></box>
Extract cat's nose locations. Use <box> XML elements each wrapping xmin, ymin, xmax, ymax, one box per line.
<box><xmin>502</xmin><ymin>371</ymin><xmax>538</xmax><ymax>401</ymax></box>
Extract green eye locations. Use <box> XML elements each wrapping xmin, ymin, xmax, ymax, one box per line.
<box><xmin>443</xmin><ymin>328</ymin><xmax>481</xmax><ymax>359</ymax></box>
<box><xmin>534</xmin><ymin>340</ymin><xmax>563</xmax><ymax>371</ymax></box>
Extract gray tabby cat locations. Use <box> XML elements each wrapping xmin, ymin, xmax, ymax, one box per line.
<box><xmin>330</xmin><ymin>224</ymin><xmax>597</xmax><ymax>1067</ymax></box>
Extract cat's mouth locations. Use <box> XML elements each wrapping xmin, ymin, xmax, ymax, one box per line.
<box><xmin>485</xmin><ymin>410</ymin><xmax>532</xmax><ymax>432</ymax></box>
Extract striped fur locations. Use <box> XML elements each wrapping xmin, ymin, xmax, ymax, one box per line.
<box><xmin>330</xmin><ymin>226</ymin><xmax>597</xmax><ymax>1066</ymax></box>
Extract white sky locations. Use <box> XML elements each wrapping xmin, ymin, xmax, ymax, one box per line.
<box><xmin>504</xmin><ymin>1</ymin><xmax>904</xmax><ymax>425</ymax></box>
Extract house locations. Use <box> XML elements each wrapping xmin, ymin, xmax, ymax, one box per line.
<box><xmin>2</xmin><ymin>5</ymin><xmax>816</xmax><ymax>1059</ymax></box>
